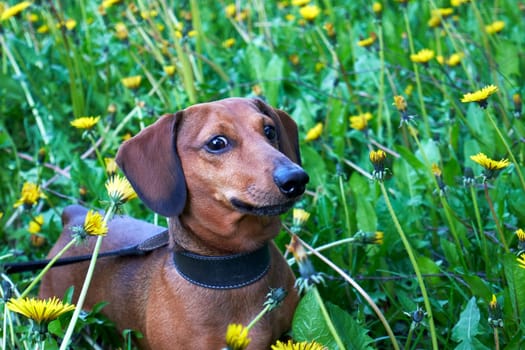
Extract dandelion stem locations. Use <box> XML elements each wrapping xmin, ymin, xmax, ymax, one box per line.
<box><xmin>60</xmin><ymin>205</ymin><xmax>115</xmax><ymax>350</ymax></box>
<box><xmin>19</xmin><ymin>238</ymin><xmax>79</xmax><ymax>299</ymax></box>
<box><xmin>470</xmin><ymin>186</ymin><xmax>490</xmax><ymax>270</ymax></box>
<box><xmin>297</xmin><ymin>237</ymin><xmax>400</xmax><ymax>350</ymax></box>
<box><xmin>483</xmin><ymin>183</ymin><xmax>508</xmax><ymax>252</ymax></box>
<box><xmin>312</xmin><ymin>286</ymin><xmax>346</xmax><ymax>350</ymax></box>
<box><xmin>493</xmin><ymin>327</ymin><xmax>500</xmax><ymax>350</ymax></box>
<box><xmin>379</xmin><ymin>182</ymin><xmax>438</xmax><ymax>350</ymax></box>
<box><xmin>246</xmin><ymin>304</ymin><xmax>271</xmax><ymax>332</ymax></box>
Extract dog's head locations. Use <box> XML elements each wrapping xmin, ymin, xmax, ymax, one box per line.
<box><xmin>116</xmin><ymin>98</ymin><xmax>308</xmax><ymax>249</ymax></box>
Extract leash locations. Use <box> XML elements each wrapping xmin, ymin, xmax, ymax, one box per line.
<box><xmin>2</xmin><ymin>230</ymin><xmax>169</xmax><ymax>274</ymax></box>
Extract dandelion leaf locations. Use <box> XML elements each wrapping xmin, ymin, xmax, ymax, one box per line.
<box><xmin>292</xmin><ymin>288</ymin><xmax>374</xmax><ymax>350</ymax></box>
<box><xmin>451</xmin><ymin>297</ymin><xmax>489</xmax><ymax>350</ymax></box>
<box><xmin>503</xmin><ymin>253</ymin><xmax>525</xmax><ymax>316</ymax></box>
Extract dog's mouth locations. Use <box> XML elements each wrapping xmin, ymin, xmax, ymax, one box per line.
<box><xmin>230</xmin><ymin>198</ymin><xmax>296</xmax><ymax>216</ymax></box>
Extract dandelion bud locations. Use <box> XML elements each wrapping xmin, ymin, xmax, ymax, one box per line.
<box><xmin>513</xmin><ymin>93</ymin><xmax>522</xmax><ymax>118</ymax></box>
<box><xmin>488</xmin><ymin>294</ymin><xmax>503</xmax><ymax>328</ymax></box>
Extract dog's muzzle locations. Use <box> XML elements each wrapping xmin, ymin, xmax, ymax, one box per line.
<box><xmin>273</xmin><ymin>164</ymin><xmax>309</xmax><ymax>198</ymax></box>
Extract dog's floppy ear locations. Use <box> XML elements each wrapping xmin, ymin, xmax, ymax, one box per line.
<box><xmin>252</xmin><ymin>98</ymin><xmax>302</xmax><ymax>165</ymax></box>
<box><xmin>115</xmin><ymin>112</ymin><xmax>187</xmax><ymax>217</ymax></box>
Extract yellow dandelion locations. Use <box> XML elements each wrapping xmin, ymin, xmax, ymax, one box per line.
<box><xmin>70</xmin><ymin>116</ymin><xmax>100</xmax><ymax>130</ymax></box>
<box><xmin>518</xmin><ymin>254</ymin><xmax>525</xmax><ymax>269</ymax></box>
<box><xmin>323</xmin><ymin>22</ymin><xmax>335</xmax><ymax>37</ymax></box>
<box><xmin>372</xmin><ymin>2</ymin><xmax>383</xmax><ymax>15</ymax></box>
<box><xmin>461</xmin><ymin>85</ymin><xmax>498</xmax><ymax>108</ymax></box>
<box><xmin>163</xmin><ymin>65</ymin><xmax>176</xmax><ymax>76</ymax></box>
<box><xmin>433</xmin><ymin>8</ymin><xmax>454</xmax><ymax>17</ymax></box>
<box><xmin>121</xmin><ymin>75</ymin><xmax>142</xmax><ymax>90</ymax></box>
<box><xmin>293</xmin><ymin>208</ymin><xmax>311</xmax><ymax>227</ymax></box>
<box><xmin>299</xmin><ymin>5</ymin><xmax>320</xmax><ymax>21</ymax></box>
<box><xmin>370</xmin><ymin>149</ymin><xmax>387</xmax><ymax>165</ymax></box>
<box><xmin>393</xmin><ymin>95</ymin><xmax>407</xmax><ymax>112</ymax></box>
<box><xmin>431</xmin><ymin>163</ymin><xmax>442</xmax><ymax>177</ymax></box>
<box><xmin>114</xmin><ymin>22</ymin><xmax>128</xmax><ymax>40</ymax></box>
<box><xmin>105</xmin><ymin>174</ymin><xmax>137</xmax><ymax>204</ymax></box>
<box><xmin>104</xmin><ymin>157</ymin><xmax>118</xmax><ymax>176</ymax></box>
<box><xmin>292</xmin><ymin>0</ymin><xmax>310</xmax><ymax>6</ymax></box>
<box><xmin>515</xmin><ymin>228</ymin><xmax>525</xmax><ymax>242</ymax></box>
<box><xmin>225</xmin><ymin>323</ymin><xmax>251</xmax><ymax>350</ymax></box>
<box><xmin>0</xmin><ymin>1</ymin><xmax>31</xmax><ymax>21</ymax></box>
<box><xmin>37</xmin><ymin>24</ymin><xmax>49</xmax><ymax>34</ymax></box>
<box><xmin>489</xmin><ymin>294</ymin><xmax>498</xmax><ymax>309</ymax></box>
<box><xmin>14</xmin><ymin>182</ymin><xmax>46</xmax><ymax>209</ymax></box>
<box><xmin>410</xmin><ymin>48</ymin><xmax>435</xmax><ymax>64</ymax></box>
<box><xmin>304</xmin><ymin>122</ymin><xmax>323</xmax><ymax>141</ymax></box>
<box><xmin>28</xmin><ymin>215</ymin><xmax>44</xmax><ymax>234</ymax></box>
<box><xmin>470</xmin><ymin>152</ymin><xmax>510</xmax><ymax>171</ymax></box>
<box><xmin>83</xmin><ymin>210</ymin><xmax>108</xmax><ymax>236</ymax></box>
<box><xmin>349</xmin><ymin>112</ymin><xmax>373</xmax><ymax>131</ymax></box>
<box><xmin>285</xmin><ymin>14</ymin><xmax>295</xmax><ymax>21</ymax></box>
<box><xmin>225</xmin><ymin>4</ymin><xmax>237</xmax><ymax>17</ymax></box>
<box><xmin>428</xmin><ymin>16</ymin><xmax>442</xmax><ymax>28</ymax></box>
<box><xmin>446</xmin><ymin>52</ymin><xmax>463</xmax><ymax>66</ymax></box>
<box><xmin>357</xmin><ymin>33</ymin><xmax>377</xmax><ymax>47</ymax></box>
<box><xmin>485</xmin><ymin>20</ymin><xmax>505</xmax><ymax>35</ymax></box>
<box><xmin>102</xmin><ymin>0</ymin><xmax>121</xmax><ymax>8</ymax></box>
<box><xmin>222</xmin><ymin>38</ymin><xmax>236</xmax><ymax>48</ymax></box>
<box><xmin>7</xmin><ymin>297</ymin><xmax>75</xmax><ymax>324</ymax></box>
<box><xmin>272</xmin><ymin>339</ymin><xmax>327</xmax><ymax>350</ymax></box>
<box><xmin>370</xmin><ymin>149</ymin><xmax>388</xmax><ymax>181</ymax></box>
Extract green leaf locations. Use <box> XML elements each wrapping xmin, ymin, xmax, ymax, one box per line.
<box><xmin>292</xmin><ymin>289</ymin><xmax>337</xmax><ymax>349</ymax></box>
<box><xmin>503</xmin><ymin>253</ymin><xmax>525</xmax><ymax>317</ymax></box>
<box><xmin>327</xmin><ymin>303</ymin><xmax>374</xmax><ymax>350</ymax></box>
<box><xmin>451</xmin><ymin>297</ymin><xmax>487</xmax><ymax>350</ymax></box>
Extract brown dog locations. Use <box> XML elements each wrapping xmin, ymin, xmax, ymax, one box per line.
<box><xmin>39</xmin><ymin>98</ymin><xmax>309</xmax><ymax>349</ymax></box>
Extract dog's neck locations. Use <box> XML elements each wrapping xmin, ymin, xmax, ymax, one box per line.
<box><xmin>168</xmin><ymin>214</ymin><xmax>281</xmax><ymax>256</ymax></box>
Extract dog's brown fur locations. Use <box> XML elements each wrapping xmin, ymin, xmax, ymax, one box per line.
<box><xmin>39</xmin><ymin>98</ymin><xmax>309</xmax><ymax>349</ymax></box>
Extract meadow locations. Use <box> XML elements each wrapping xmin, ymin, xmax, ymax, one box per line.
<box><xmin>0</xmin><ymin>0</ymin><xmax>524</xmax><ymax>349</ymax></box>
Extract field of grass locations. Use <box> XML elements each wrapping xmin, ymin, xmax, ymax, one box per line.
<box><xmin>1</xmin><ymin>0</ymin><xmax>524</xmax><ymax>349</ymax></box>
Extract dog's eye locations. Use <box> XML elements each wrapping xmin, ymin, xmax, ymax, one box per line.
<box><xmin>264</xmin><ymin>125</ymin><xmax>277</xmax><ymax>142</ymax></box>
<box><xmin>205</xmin><ymin>136</ymin><xmax>229</xmax><ymax>153</ymax></box>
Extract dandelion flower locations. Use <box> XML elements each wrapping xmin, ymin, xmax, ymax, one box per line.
<box><xmin>516</xmin><ymin>228</ymin><xmax>525</xmax><ymax>242</ymax></box>
<box><xmin>410</xmin><ymin>48</ymin><xmax>435</xmax><ymax>64</ymax></box>
<box><xmin>104</xmin><ymin>157</ymin><xmax>118</xmax><ymax>176</ymax></box>
<box><xmin>461</xmin><ymin>85</ymin><xmax>498</xmax><ymax>108</ymax></box>
<box><xmin>271</xmin><ymin>339</ymin><xmax>327</xmax><ymax>350</ymax></box>
<box><xmin>164</xmin><ymin>65</ymin><xmax>176</xmax><ymax>76</ymax></box>
<box><xmin>70</xmin><ymin>116</ymin><xmax>100</xmax><ymax>130</ymax></box>
<box><xmin>349</xmin><ymin>112</ymin><xmax>373</xmax><ymax>131</ymax></box>
<box><xmin>304</xmin><ymin>122</ymin><xmax>323</xmax><ymax>141</ymax></box>
<box><xmin>225</xmin><ymin>4</ymin><xmax>237</xmax><ymax>17</ymax></box>
<box><xmin>485</xmin><ymin>20</ymin><xmax>505</xmax><ymax>34</ymax></box>
<box><xmin>518</xmin><ymin>254</ymin><xmax>525</xmax><ymax>269</ymax></box>
<box><xmin>357</xmin><ymin>33</ymin><xmax>377</xmax><ymax>48</ymax></box>
<box><xmin>224</xmin><ymin>323</ymin><xmax>251</xmax><ymax>350</ymax></box>
<box><xmin>292</xmin><ymin>208</ymin><xmax>310</xmax><ymax>227</ymax></box>
<box><xmin>393</xmin><ymin>95</ymin><xmax>407</xmax><ymax>112</ymax></box>
<box><xmin>28</xmin><ymin>215</ymin><xmax>44</xmax><ymax>234</ymax></box>
<box><xmin>222</xmin><ymin>38</ymin><xmax>236</xmax><ymax>48</ymax></box>
<box><xmin>445</xmin><ymin>52</ymin><xmax>463</xmax><ymax>66</ymax></box>
<box><xmin>470</xmin><ymin>152</ymin><xmax>510</xmax><ymax>180</ymax></box>
<box><xmin>114</xmin><ymin>22</ymin><xmax>128</xmax><ymax>40</ymax></box>
<box><xmin>7</xmin><ymin>297</ymin><xmax>75</xmax><ymax>324</ymax></box>
<box><xmin>83</xmin><ymin>210</ymin><xmax>108</xmax><ymax>236</ymax></box>
<box><xmin>513</xmin><ymin>93</ymin><xmax>522</xmax><ymax>117</ymax></box>
<box><xmin>121</xmin><ymin>75</ymin><xmax>142</xmax><ymax>90</ymax></box>
<box><xmin>14</xmin><ymin>182</ymin><xmax>46</xmax><ymax>209</ymax></box>
<box><xmin>0</xmin><ymin>1</ymin><xmax>31</xmax><ymax>21</ymax></box>
<box><xmin>372</xmin><ymin>2</ymin><xmax>383</xmax><ymax>16</ymax></box>
<box><xmin>105</xmin><ymin>174</ymin><xmax>137</xmax><ymax>204</ymax></box>
<box><xmin>102</xmin><ymin>0</ymin><xmax>121</xmax><ymax>8</ymax></box>
<box><xmin>299</xmin><ymin>5</ymin><xmax>321</xmax><ymax>21</ymax></box>
<box><xmin>470</xmin><ymin>152</ymin><xmax>509</xmax><ymax>171</ymax></box>
<box><xmin>292</xmin><ymin>0</ymin><xmax>310</xmax><ymax>6</ymax></box>
<box><xmin>370</xmin><ymin>149</ymin><xmax>388</xmax><ymax>181</ymax></box>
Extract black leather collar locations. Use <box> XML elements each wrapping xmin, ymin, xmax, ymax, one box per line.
<box><xmin>173</xmin><ymin>243</ymin><xmax>271</xmax><ymax>289</ymax></box>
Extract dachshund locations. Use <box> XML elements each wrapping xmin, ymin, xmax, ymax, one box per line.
<box><xmin>39</xmin><ymin>97</ymin><xmax>309</xmax><ymax>349</ymax></box>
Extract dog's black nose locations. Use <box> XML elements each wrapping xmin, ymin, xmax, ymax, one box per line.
<box><xmin>274</xmin><ymin>165</ymin><xmax>309</xmax><ymax>198</ymax></box>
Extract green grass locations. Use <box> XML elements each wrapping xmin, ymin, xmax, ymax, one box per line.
<box><xmin>1</xmin><ymin>0</ymin><xmax>525</xmax><ymax>349</ymax></box>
